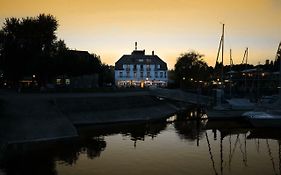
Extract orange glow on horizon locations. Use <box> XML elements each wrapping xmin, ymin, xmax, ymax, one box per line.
<box><xmin>1</xmin><ymin>0</ymin><xmax>281</xmax><ymax>69</ymax></box>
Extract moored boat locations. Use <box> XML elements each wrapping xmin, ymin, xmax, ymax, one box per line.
<box><xmin>243</xmin><ymin>111</ymin><xmax>281</xmax><ymax>128</ymax></box>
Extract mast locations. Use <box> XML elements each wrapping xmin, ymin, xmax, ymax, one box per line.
<box><xmin>277</xmin><ymin>42</ymin><xmax>281</xmax><ymax>104</ymax></box>
<box><xmin>221</xmin><ymin>24</ymin><xmax>225</xmax><ymax>88</ymax></box>
<box><xmin>242</xmin><ymin>47</ymin><xmax>249</xmax><ymax>92</ymax></box>
<box><xmin>215</xmin><ymin>23</ymin><xmax>225</xmax><ymax>88</ymax></box>
<box><xmin>230</xmin><ymin>49</ymin><xmax>233</xmax><ymax>97</ymax></box>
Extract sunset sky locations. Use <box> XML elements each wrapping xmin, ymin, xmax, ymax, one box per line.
<box><xmin>1</xmin><ymin>0</ymin><xmax>281</xmax><ymax>69</ymax></box>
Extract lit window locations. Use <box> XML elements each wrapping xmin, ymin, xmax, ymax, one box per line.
<box><xmin>56</xmin><ymin>79</ymin><xmax>61</xmax><ymax>85</ymax></box>
<box><xmin>65</xmin><ymin>79</ymin><xmax>70</xmax><ymax>85</ymax></box>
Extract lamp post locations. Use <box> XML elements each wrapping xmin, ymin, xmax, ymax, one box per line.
<box><xmin>181</xmin><ymin>76</ymin><xmax>185</xmax><ymax>89</ymax></box>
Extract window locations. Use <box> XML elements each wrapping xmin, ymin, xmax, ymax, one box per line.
<box><xmin>126</xmin><ymin>71</ymin><xmax>130</xmax><ymax>78</ymax></box>
<box><xmin>126</xmin><ymin>65</ymin><xmax>130</xmax><ymax>71</ymax></box>
<box><xmin>140</xmin><ymin>71</ymin><xmax>143</xmax><ymax>78</ymax></box>
<box><xmin>164</xmin><ymin>72</ymin><xmax>167</xmax><ymax>78</ymax></box>
<box><xmin>147</xmin><ymin>72</ymin><xmax>150</xmax><ymax>78</ymax></box>
<box><xmin>146</xmin><ymin>64</ymin><xmax>151</xmax><ymax>71</ymax></box>
<box><xmin>56</xmin><ymin>79</ymin><xmax>61</xmax><ymax>85</ymax></box>
<box><xmin>155</xmin><ymin>72</ymin><xmax>158</xmax><ymax>78</ymax></box>
<box><xmin>157</xmin><ymin>65</ymin><xmax>160</xmax><ymax>69</ymax></box>
<box><xmin>119</xmin><ymin>72</ymin><xmax>123</xmax><ymax>78</ymax></box>
<box><xmin>140</xmin><ymin>65</ymin><xmax>144</xmax><ymax>70</ymax></box>
<box><xmin>134</xmin><ymin>72</ymin><xmax>137</xmax><ymax>78</ymax></box>
<box><xmin>65</xmin><ymin>79</ymin><xmax>70</xmax><ymax>85</ymax></box>
<box><xmin>160</xmin><ymin>72</ymin><xmax>163</xmax><ymax>78</ymax></box>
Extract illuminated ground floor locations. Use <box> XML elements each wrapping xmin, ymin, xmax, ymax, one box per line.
<box><xmin>116</xmin><ymin>80</ymin><xmax>168</xmax><ymax>88</ymax></box>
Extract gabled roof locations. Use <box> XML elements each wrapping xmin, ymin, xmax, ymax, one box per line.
<box><xmin>115</xmin><ymin>50</ymin><xmax>167</xmax><ymax>70</ymax></box>
<box><xmin>68</xmin><ymin>50</ymin><xmax>91</xmax><ymax>58</ymax></box>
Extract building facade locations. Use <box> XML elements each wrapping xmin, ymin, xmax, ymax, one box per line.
<box><xmin>115</xmin><ymin>46</ymin><xmax>168</xmax><ymax>87</ymax></box>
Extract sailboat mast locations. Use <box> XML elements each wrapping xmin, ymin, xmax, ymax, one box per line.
<box><xmin>230</xmin><ymin>49</ymin><xmax>232</xmax><ymax>97</ymax></box>
<box><xmin>277</xmin><ymin>42</ymin><xmax>281</xmax><ymax>103</ymax></box>
<box><xmin>221</xmin><ymin>24</ymin><xmax>225</xmax><ymax>88</ymax></box>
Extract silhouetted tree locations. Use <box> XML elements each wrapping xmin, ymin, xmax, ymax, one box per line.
<box><xmin>0</xmin><ymin>14</ymin><xmax>58</xmax><ymax>86</ymax></box>
<box><xmin>174</xmin><ymin>51</ymin><xmax>209</xmax><ymax>88</ymax></box>
<box><xmin>99</xmin><ymin>64</ymin><xmax>114</xmax><ymax>86</ymax></box>
<box><xmin>0</xmin><ymin>14</ymin><xmax>104</xmax><ymax>88</ymax></box>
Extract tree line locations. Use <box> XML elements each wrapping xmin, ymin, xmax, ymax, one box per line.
<box><xmin>0</xmin><ymin>14</ymin><xmax>113</xmax><ymax>88</ymax></box>
<box><xmin>173</xmin><ymin>50</ymin><xmax>281</xmax><ymax>94</ymax></box>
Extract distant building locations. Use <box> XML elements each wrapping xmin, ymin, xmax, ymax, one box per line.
<box><xmin>115</xmin><ymin>43</ymin><xmax>168</xmax><ymax>87</ymax></box>
<box><xmin>55</xmin><ymin>50</ymin><xmax>99</xmax><ymax>88</ymax></box>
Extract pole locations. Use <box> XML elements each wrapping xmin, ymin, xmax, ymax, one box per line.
<box><xmin>230</xmin><ymin>49</ymin><xmax>232</xmax><ymax>98</ymax></box>
<box><xmin>278</xmin><ymin>42</ymin><xmax>281</xmax><ymax>104</ymax></box>
<box><xmin>221</xmin><ymin>24</ymin><xmax>225</xmax><ymax>89</ymax></box>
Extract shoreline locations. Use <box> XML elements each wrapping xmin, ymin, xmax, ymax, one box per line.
<box><xmin>0</xmin><ymin>91</ymin><xmax>189</xmax><ymax>144</ymax></box>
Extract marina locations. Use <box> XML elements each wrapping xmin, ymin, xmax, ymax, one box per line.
<box><xmin>0</xmin><ymin>2</ymin><xmax>281</xmax><ymax>174</ymax></box>
<box><xmin>1</xmin><ymin>118</ymin><xmax>281</xmax><ymax>175</ymax></box>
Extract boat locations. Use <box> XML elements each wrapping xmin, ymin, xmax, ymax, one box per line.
<box><xmin>207</xmin><ymin>24</ymin><xmax>255</xmax><ymax>120</ymax></box>
<box><xmin>242</xmin><ymin>42</ymin><xmax>281</xmax><ymax>127</ymax></box>
<box><xmin>207</xmin><ymin>107</ymin><xmax>254</xmax><ymax>120</ymax></box>
<box><xmin>243</xmin><ymin>111</ymin><xmax>281</xmax><ymax>128</ymax></box>
<box><xmin>247</xmin><ymin>128</ymin><xmax>281</xmax><ymax>140</ymax></box>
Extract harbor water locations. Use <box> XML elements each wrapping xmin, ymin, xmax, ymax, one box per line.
<box><xmin>0</xmin><ymin>113</ymin><xmax>281</xmax><ymax>175</ymax></box>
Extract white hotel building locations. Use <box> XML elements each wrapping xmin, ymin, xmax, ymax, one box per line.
<box><xmin>115</xmin><ymin>46</ymin><xmax>168</xmax><ymax>87</ymax></box>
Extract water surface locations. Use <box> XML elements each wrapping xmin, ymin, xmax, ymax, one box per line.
<box><xmin>0</xmin><ymin>118</ymin><xmax>281</xmax><ymax>175</ymax></box>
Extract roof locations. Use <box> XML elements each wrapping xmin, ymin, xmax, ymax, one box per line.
<box><xmin>68</xmin><ymin>50</ymin><xmax>91</xmax><ymax>58</ymax></box>
<box><xmin>115</xmin><ymin>50</ymin><xmax>167</xmax><ymax>70</ymax></box>
<box><xmin>241</xmin><ymin>68</ymin><xmax>258</xmax><ymax>73</ymax></box>
<box><xmin>226</xmin><ymin>70</ymin><xmax>238</xmax><ymax>74</ymax></box>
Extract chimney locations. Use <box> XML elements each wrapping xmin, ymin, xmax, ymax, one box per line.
<box><xmin>265</xmin><ymin>59</ymin><xmax>269</xmax><ymax>65</ymax></box>
<box><xmin>152</xmin><ymin>51</ymin><xmax>154</xmax><ymax>55</ymax></box>
<box><xmin>135</xmin><ymin>42</ymin><xmax>137</xmax><ymax>50</ymax></box>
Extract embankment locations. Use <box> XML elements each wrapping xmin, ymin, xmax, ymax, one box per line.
<box><xmin>0</xmin><ymin>91</ymin><xmax>182</xmax><ymax>144</ymax></box>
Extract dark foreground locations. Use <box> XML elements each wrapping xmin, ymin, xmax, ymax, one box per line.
<box><xmin>0</xmin><ymin>117</ymin><xmax>281</xmax><ymax>175</ymax></box>
<box><xmin>0</xmin><ymin>90</ymin><xmax>181</xmax><ymax>144</ymax></box>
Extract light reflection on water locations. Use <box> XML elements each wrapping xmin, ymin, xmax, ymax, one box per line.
<box><xmin>1</xmin><ymin>119</ymin><xmax>281</xmax><ymax>175</ymax></box>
